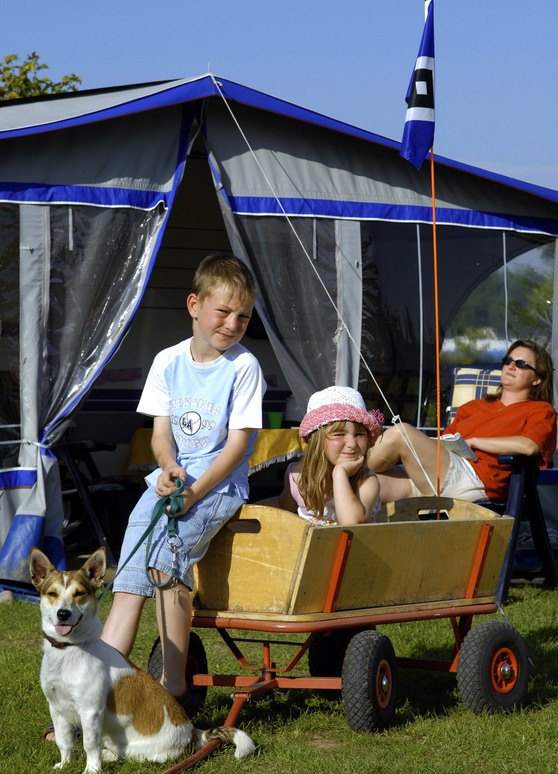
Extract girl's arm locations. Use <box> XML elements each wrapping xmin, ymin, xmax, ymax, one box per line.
<box><xmin>332</xmin><ymin>464</ymin><xmax>380</xmax><ymax>525</ymax></box>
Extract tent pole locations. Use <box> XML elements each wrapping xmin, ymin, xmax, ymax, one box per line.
<box><xmin>430</xmin><ymin>149</ymin><xmax>441</xmax><ymax>496</ymax></box>
<box><xmin>553</xmin><ymin>239</ymin><xmax>558</xmax><ymax>415</ymax></box>
<box><xmin>502</xmin><ymin>232</ymin><xmax>509</xmax><ymax>346</ymax></box>
<box><xmin>416</xmin><ymin>224</ymin><xmax>424</xmax><ymax>427</ymax></box>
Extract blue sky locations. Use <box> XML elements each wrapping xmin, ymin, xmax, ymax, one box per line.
<box><xmin>4</xmin><ymin>0</ymin><xmax>558</xmax><ymax>189</ymax></box>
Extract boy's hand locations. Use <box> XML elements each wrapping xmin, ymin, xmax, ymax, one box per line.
<box><xmin>174</xmin><ymin>485</ymin><xmax>199</xmax><ymax>517</ymax></box>
<box><xmin>155</xmin><ymin>465</ymin><xmax>187</xmax><ymax>498</ymax></box>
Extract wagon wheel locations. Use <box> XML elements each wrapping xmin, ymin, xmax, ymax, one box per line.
<box><xmin>147</xmin><ymin>630</ymin><xmax>208</xmax><ymax>718</ymax></box>
<box><xmin>341</xmin><ymin>630</ymin><xmax>398</xmax><ymax>732</ymax></box>
<box><xmin>457</xmin><ymin>620</ymin><xmax>530</xmax><ymax>714</ymax></box>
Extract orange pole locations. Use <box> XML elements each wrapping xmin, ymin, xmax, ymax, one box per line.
<box><xmin>430</xmin><ymin>148</ymin><xmax>441</xmax><ymax>496</ymax></box>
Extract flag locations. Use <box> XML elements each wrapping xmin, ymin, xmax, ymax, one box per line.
<box><xmin>400</xmin><ymin>0</ymin><xmax>435</xmax><ymax>169</ymax></box>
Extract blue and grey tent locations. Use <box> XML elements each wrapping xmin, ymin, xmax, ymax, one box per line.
<box><xmin>1</xmin><ymin>73</ymin><xmax>557</xmax><ymax>592</ymax></box>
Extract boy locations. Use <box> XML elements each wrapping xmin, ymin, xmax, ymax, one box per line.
<box><xmin>101</xmin><ymin>254</ymin><xmax>265</xmax><ymax>706</ymax></box>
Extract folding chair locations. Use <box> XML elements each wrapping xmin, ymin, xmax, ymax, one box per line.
<box><xmin>53</xmin><ymin>439</ymin><xmax>146</xmax><ymax>567</ymax></box>
<box><xmin>448</xmin><ymin>366</ymin><xmax>558</xmax><ymax>603</ymax></box>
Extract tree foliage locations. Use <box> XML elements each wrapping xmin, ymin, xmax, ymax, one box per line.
<box><xmin>0</xmin><ymin>52</ymin><xmax>81</xmax><ymax>100</ymax></box>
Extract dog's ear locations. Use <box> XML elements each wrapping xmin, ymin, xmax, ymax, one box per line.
<box><xmin>82</xmin><ymin>548</ymin><xmax>107</xmax><ymax>588</ymax></box>
<box><xmin>29</xmin><ymin>547</ymin><xmax>54</xmax><ymax>589</ymax></box>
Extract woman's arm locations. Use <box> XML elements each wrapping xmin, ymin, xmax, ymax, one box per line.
<box><xmin>448</xmin><ymin>398</ymin><xmax>547</xmax><ymax>459</ymax></box>
<box><xmin>466</xmin><ymin>435</ymin><xmax>540</xmax><ymax>456</ymax></box>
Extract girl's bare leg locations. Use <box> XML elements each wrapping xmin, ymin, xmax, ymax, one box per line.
<box><xmin>368</xmin><ymin>422</ymin><xmax>451</xmax><ymax>497</ymax></box>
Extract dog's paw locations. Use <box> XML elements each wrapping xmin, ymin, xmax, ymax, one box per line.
<box><xmin>54</xmin><ymin>755</ymin><xmax>73</xmax><ymax>770</ymax></box>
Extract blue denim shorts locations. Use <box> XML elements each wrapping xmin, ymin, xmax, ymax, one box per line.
<box><xmin>112</xmin><ymin>483</ymin><xmax>245</xmax><ymax>595</ymax></box>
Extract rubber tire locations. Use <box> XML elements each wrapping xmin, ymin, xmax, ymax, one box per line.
<box><xmin>147</xmin><ymin>630</ymin><xmax>208</xmax><ymax>718</ymax></box>
<box><xmin>457</xmin><ymin>620</ymin><xmax>530</xmax><ymax>714</ymax></box>
<box><xmin>341</xmin><ymin>630</ymin><xmax>398</xmax><ymax>732</ymax></box>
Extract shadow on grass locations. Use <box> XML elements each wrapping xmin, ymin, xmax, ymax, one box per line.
<box><xmin>523</xmin><ymin>624</ymin><xmax>558</xmax><ymax>704</ymax></box>
<box><xmin>195</xmin><ymin>685</ymin><xmax>343</xmax><ymax>729</ymax></box>
<box><xmin>190</xmin><ymin>605</ymin><xmax>558</xmax><ymax>735</ymax></box>
<box><xmin>192</xmin><ymin>660</ymin><xmax>460</xmax><ymax>734</ymax></box>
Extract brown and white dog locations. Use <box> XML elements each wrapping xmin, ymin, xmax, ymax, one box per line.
<box><xmin>29</xmin><ymin>547</ymin><xmax>255</xmax><ymax>773</ymax></box>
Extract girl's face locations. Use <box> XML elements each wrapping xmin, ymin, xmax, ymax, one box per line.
<box><xmin>323</xmin><ymin>421</ymin><xmax>369</xmax><ymax>467</ymax></box>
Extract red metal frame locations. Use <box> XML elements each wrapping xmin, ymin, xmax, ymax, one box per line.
<box><xmin>161</xmin><ymin>523</ymin><xmax>498</xmax><ymax>772</ymax></box>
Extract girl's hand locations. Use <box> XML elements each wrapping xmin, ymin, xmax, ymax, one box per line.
<box><xmin>334</xmin><ymin>455</ymin><xmax>365</xmax><ymax>478</ymax></box>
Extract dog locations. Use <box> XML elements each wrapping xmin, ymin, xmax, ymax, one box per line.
<box><xmin>29</xmin><ymin>546</ymin><xmax>255</xmax><ymax>773</ymax></box>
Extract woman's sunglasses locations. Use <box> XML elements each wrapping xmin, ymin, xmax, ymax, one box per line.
<box><xmin>502</xmin><ymin>356</ymin><xmax>537</xmax><ymax>373</ymax></box>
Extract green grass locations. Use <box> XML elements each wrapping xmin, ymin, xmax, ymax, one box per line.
<box><xmin>2</xmin><ymin>583</ymin><xmax>558</xmax><ymax>774</ymax></box>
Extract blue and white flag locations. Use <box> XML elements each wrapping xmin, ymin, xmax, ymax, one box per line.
<box><xmin>400</xmin><ymin>0</ymin><xmax>435</xmax><ymax>169</ymax></box>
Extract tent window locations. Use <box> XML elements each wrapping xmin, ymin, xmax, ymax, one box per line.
<box><xmin>444</xmin><ymin>238</ymin><xmax>554</xmax><ymax>362</ymax></box>
<box><xmin>42</xmin><ymin>203</ymin><xmax>167</xmax><ymax>440</ymax></box>
<box><xmin>0</xmin><ymin>204</ymin><xmax>20</xmax><ymax>465</ymax></box>
<box><xmin>357</xmin><ymin>221</ymin><xmax>553</xmax><ymax>425</ymax></box>
<box><xmin>229</xmin><ymin>214</ymin><xmax>554</xmax><ymax>426</ymax></box>
<box><xmin>0</xmin><ymin>202</ymin><xmax>168</xmax><ymax>459</ymax></box>
<box><xmin>234</xmin><ymin>215</ymin><xmax>340</xmax><ymax>406</ymax></box>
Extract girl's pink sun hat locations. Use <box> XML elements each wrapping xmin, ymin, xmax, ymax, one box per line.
<box><xmin>299</xmin><ymin>386</ymin><xmax>384</xmax><ymax>444</ymax></box>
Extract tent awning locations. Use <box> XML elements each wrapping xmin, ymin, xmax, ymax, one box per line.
<box><xmin>1</xmin><ymin>73</ymin><xmax>557</xmax><ymax>212</ymax></box>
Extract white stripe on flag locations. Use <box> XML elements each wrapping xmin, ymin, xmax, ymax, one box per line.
<box><xmin>415</xmin><ymin>56</ymin><xmax>434</xmax><ymax>70</ymax></box>
<box><xmin>404</xmin><ymin>107</ymin><xmax>435</xmax><ymax>122</ymax></box>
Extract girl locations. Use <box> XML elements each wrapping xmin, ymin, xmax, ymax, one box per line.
<box><xmin>263</xmin><ymin>386</ymin><xmax>384</xmax><ymax>525</ymax></box>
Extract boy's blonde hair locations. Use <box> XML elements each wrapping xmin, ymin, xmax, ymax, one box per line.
<box><xmin>191</xmin><ymin>254</ymin><xmax>256</xmax><ymax>307</ymax></box>
<box><xmin>297</xmin><ymin>421</ymin><xmax>370</xmax><ymax>519</ymax></box>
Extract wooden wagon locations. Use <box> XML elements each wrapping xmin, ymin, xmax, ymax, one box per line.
<box><xmin>148</xmin><ymin>498</ymin><xmax>529</xmax><ymax>772</ymax></box>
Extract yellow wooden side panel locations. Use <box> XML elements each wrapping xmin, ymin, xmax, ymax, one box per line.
<box><xmin>193</xmin><ymin>505</ymin><xmax>310</xmax><ymax>615</ymax></box>
<box><xmin>287</xmin><ymin>517</ymin><xmax>513</xmax><ymax>615</ymax></box>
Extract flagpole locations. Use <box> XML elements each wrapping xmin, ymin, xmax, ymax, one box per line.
<box><xmin>400</xmin><ymin>0</ymin><xmax>437</xmax><ymax>492</ymax></box>
<box><xmin>430</xmin><ymin>147</ymin><xmax>441</xmax><ymax>495</ymax></box>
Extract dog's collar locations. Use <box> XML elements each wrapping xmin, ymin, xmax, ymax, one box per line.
<box><xmin>43</xmin><ymin>632</ymin><xmax>76</xmax><ymax>649</ymax></box>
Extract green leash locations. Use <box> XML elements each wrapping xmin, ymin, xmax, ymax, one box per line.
<box><xmin>145</xmin><ymin>479</ymin><xmax>185</xmax><ymax>589</ymax></box>
<box><xmin>98</xmin><ymin>479</ymin><xmax>185</xmax><ymax>600</ymax></box>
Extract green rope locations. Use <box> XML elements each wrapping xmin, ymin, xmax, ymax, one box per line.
<box><xmin>98</xmin><ymin>479</ymin><xmax>185</xmax><ymax>600</ymax></box>
<box><xmin>145</xmin><ymin>478</ymin><xmax>185</xmax><ymax>588</ymax></box>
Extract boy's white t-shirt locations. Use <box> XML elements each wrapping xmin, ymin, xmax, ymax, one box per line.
<box><xmin>137</xmin><ymin>337</ymin><xmax>265</xmax><ymax>498</ymax></box>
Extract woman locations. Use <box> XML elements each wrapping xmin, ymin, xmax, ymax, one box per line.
<box><xmin>368</xmin><ymin>339</ymin><xmax>556</xmax><ymax>503</ymax></box>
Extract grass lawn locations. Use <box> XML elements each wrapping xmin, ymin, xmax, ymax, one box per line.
<box><xmin>2</xmin><ymin>581</ymin><xmax>558</xmax><ymax>774</ymax></box>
